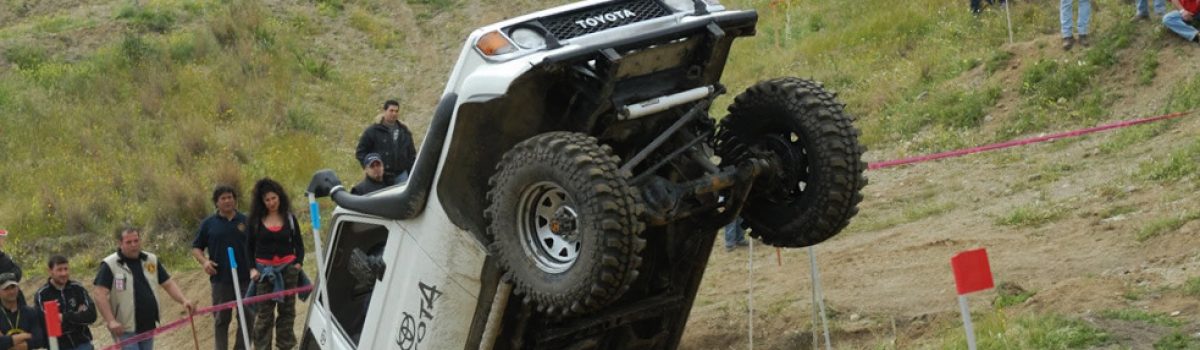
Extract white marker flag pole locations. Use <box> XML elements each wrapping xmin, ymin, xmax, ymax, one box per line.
<box><xmin>808</xmin><ymin>246</ymin><xmax>832</xmax><ymax>350</ymax></box>
<box><xmin>226</xmin><ymin>248</ymin><xmax>253</xmax><ymax>350</ymax></box>
<box><xmin>951</xmin><ymin>248</ymin><xmax>995</xmax><ymax>350</ymax></box>
<box><xmin>1004</xmin><ymin>0</ymin><xmax>1015</xmax><ymax>44</ymax></box>
<box><xmin>307</xmin><ymin>193</ymin><xmax>335</xmax><ymax>340</ymax></box>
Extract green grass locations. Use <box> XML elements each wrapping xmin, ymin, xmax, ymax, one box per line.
<box><xmin>1139</xmin><ymin>50</ymin><xmax>1160</xmax><ymax>86</ymax></box>
<box><xmin>1184</xmin><ymin>276</ymin><xmax>1200</xmax><ymax>297</ymax></box>
<box><xmin>1155</xmin><ymin>332</ymin><xmax>1200</xmax><ymax>349</ymax></box>
<box><xmin>1135</xmin><ymin>139</ymin><xmax>1200</xmax><ymax>182</ymax></box>
<box><xmin>1099</xmin><ymin>122</ymin><xmax>1172</xmax><ymax>155</ymax></box>
<box><xmin>985</xmin><ymin>50</ymin><xmax>1014</xmax><ymax>75</ymax></box>
<box><xmin>1100</xmin><ymin>309</ymin><xmax>1183</xmax><ymax>327</ymax></box>
<box><xmin>996</xmin><ymin>202</ymin><xmax>1065</xmax><ymax>228</ymax></box>
<box><xmin>1136</xmin><ymin>211</ymin><xmax>1200</xmax><ymax>242</ymax></box>
<box><xmin>994</xmin><ymin>291</ymin><xmax>1036</xmax><ymax>309</ymax></box>
<box><xmin>938</xmin><ymin>312</ymin><xmax>1110</xmax><ymax>350</ymax></box>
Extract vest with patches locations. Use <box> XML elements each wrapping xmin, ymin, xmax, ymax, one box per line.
<box><xmin>101</xmin><ymin>252</ymin><xmax>159</xmax><ymax>329</ymax></box>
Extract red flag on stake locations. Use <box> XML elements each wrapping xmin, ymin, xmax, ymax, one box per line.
<box><xmin>951</xmin><ymin>248</ymin><xmax>994</xmax><ymax>295</ymax></box>
<box><xmin>43</xmin><ymin>300</ymin><xmax>62</xmax><ymax>337</ymax></box>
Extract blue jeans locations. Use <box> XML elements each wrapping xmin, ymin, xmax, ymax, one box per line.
<box><xmin>1163</xmin><ymin>11</ymin><xmax>1199</xmax><ymax>40</ymax></box>
<box><xmin>1060</xmin><ymin>0</ymin><xmax>1092</xmax><ymax>37</ymax></box>
<box><xmin>118</xmin><ymin>332</ymin><xmax>153</xmax><ymax>350</ymax></box>
<box><xmin>1136</xmin><ymin>0</ymin><xmax>1166</xmax><ymax>16</ymax></box>
<box><xmin>724</xmin><ymin>217</ymin><xmax>746</xmax><ymax>248</ymax></box>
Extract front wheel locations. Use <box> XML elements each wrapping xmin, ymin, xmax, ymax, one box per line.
<box><xmin>715</xmin><ymin>77</ymin><xmax>867</xmax><ymax>247</ymax></box>
<box><xmin>485</xmin><ymin>132</ymin><xmax>646</xmax><ymax>317</ymax></box>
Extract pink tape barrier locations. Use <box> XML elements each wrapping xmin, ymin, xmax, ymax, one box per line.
<box><xmin>100</xmin><ymin>285</ymin><xmax>313</xmax><ymax>350</ymax></box>
<box><xmin>868</xmin><ymin>111</ymin><xmax>1194</xmax><ymax>170</ymax></box>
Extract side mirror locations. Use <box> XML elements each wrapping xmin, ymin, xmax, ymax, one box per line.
<box><xmin>307</xmin><ymin>169</ymin><xmax>343</xmax><ymax>198</ymax></box>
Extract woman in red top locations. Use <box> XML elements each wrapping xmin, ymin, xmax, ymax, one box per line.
<box><xmin>246</xmin><ymin>178</ymin><xmax>305</xmax><ymax>349</ymax></box>
<box><xmin>1164</xmin><ymin>0</ymin><xmax>1200</xmax><ymax>41</ymax></box>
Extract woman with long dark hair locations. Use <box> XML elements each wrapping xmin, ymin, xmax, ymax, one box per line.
<box><xmin>246</xmin><ymin>178</ymin><xmax>304</xmax><ymax>349</ymax></box>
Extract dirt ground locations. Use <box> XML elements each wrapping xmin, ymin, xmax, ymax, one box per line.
<box><xmin>680</xmin><ymin>35</ymin><xmax>1200</xmax><ymax>350</ymax></box>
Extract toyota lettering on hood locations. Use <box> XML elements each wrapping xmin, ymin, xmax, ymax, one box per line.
<box><xmin>573</xmin><ymin>9</ymin><xmax>639</xmax><ymax>29</ymax></box>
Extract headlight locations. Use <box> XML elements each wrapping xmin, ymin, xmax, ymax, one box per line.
<box><xmin>475</xmin><ymin>31</ymin><xmax>516</xmax><ymax>56</ymax></box>
<box><xmin>509</xmin><ymin>28</ymin><xmax>546</xmax><ymax>49</ymax></box>
<box><xmin>661</xmin><ymin>0</ymin><xmax>721</xmax><ymax>12</ymax></box>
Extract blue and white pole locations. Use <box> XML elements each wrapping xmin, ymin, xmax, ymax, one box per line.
<box><xmin>227</xmin><ymin>247</ymin><xmax>253</xmax><ymax>350</ymax></box>
<box><xmin>307</xmin><ymin>193</ymin><xmax>335</xmax><ymax>342</ymax></box>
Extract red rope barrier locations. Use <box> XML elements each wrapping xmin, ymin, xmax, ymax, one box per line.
<box><xmin>100</xmin><ymin>285</ymin><xmax>314</xmax><ymax>350</ymax></box>
<box><xmin>868</xmin><ymin>111</ymin><xmax>1195</xmax><ymax>170</ymax></box>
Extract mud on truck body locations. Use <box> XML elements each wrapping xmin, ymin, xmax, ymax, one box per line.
<box><xmin>301</xmin><ymin>0</ymin><xmax>867</xmax><ymax>349</ymax></box>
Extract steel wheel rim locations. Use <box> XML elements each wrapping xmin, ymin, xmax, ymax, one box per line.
<box><xmin>517</xmin><ymin>181</ymin><xmax>581</xmax><ymax>273</ymax></box>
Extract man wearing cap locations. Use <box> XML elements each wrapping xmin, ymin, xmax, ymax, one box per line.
<box><xmin>191</xmin><ymin>185</ymin><xmax>254</xmax><ymax>350</ymax></box>
<box><xmin>93</xmin><ymin>226</ymin><xmax>195</xmax><ymax>350</ymax></box>
<box><xmin>0</xmin><ymin>230</ymin><xmax>25</xmax><ymax>307</ymax></box>
<box><xmin>0</xmin><ymin>272</ymin><xmax>44</xmax><ymax>350</ymax></box>
<box><xmin>355</xmin><ymin>99</ymin><xmax>417</xmax><ymax>184</ymax></box>
<box><xmin>34</xmin><ymin>255</ymin><xmax>96</xmax><ymax>350</ymax></box>
<box><xmin>351</xmin><ymin>153</ymin><xmax>393</xmax><ymax>195</ymax></box>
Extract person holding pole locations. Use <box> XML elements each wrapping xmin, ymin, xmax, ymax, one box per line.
<box><xmin>1060</xmin><ymin>0</ymin><xmax>1094</xmax><ymax>50</ymax></box>
<box><xmin>93</xmin><ymin>226</ymin><xmax>195</xmax><ymax>350</ymax></box>
<box><xmin>192</xmin><ymin>185</ymin><xmax>255</xmax><ymax>350</ymax></box>
<box><xmin>34</xmin><ymin>255</ymin><xmax>96</xmax><ymax>350</ymax></box>
<box><xmin>246</xmin><ymin>178</ymin><xmax>306</xmax><ymax>350</ymax></box>
<box><xmin>0</xmin><ymin>272</ymin><xmax>45</xmax><ymax>350</ymax></box>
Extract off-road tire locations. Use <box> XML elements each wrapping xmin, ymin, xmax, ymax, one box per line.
<box><xmin>715</xmin><ymin>77</ymin><xmax>867</xmax><ymax>247</ymax></box>
<box><xmin>486</xmin><ymin>132</ymin><xmax>646</xmax><ymax>317</ymax></box>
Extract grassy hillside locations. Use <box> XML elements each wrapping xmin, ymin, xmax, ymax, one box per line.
<box><xmin>0</xmin><ymin>0</ymin><xmax>555</xmax><ymax>270</ymax></box>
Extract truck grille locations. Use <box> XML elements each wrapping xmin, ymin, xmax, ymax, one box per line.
<box><xmin>539</xmin><ymin>0</ymin><xmax>672</xmax><ymax>41</ymax></box>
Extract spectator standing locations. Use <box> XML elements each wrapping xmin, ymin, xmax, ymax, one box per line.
<box><xmin>351</xmin><ymin>153</ymin><xmax>392</xmax><ymax>195</ymax></box>
<box><xmin>1061</xmin><ymin>0</ymin><xmax>1093</xmax><ymax>50</ymax></box>
<box><xmin>35</xmin><ymin>255</ymin><xmax>97</xmax><ymax>350</ymax></box>
<box><xmin>0</xmin><ymin>272</ymin><xmax>43</xmax><ymax>350</ymax></box>
<box><xmin>0</xmin><ymin>230</ymin><xmax>26</xmax><ymax>307</ymax></box>
<box><xmin>93</xmin><ymin>227</ymin><xmax>195</xmax><ymax>350</ymax></box>
<box><xmin>246</xmin><ymin>178</ymin><xmax>306</xmax><ymax>350</ymax></box>
<box><xmin>1134</xmin><ymin>0</ymin><xmax>1168</xmax><ymax>20</ymax></box>
<box><xmin>724</xmin><ymin>217</ymin><xmax>750</xmax><ymax>252</ymax></box>
<box><xmin>355</xmin><ymin>100</ymin><xmax>417</xmax><ymax>184</ymax></box>
<box><xmin>192</xmin><ymin>185</ymin><xmax>255</xmax><ymax>350</ymax></box>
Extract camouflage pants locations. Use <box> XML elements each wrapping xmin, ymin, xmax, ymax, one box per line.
<box><xmin>252</xmin><ymin>264</ymin><xmax>300</xmax><ymax>350</ymax></box>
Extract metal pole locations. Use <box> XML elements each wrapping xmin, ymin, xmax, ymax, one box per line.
<box><xmin>227</xmin><ymin>248</ymin><xmax>254</xmax><ymax>350</ymax></box>
<box><xmin>959</xmin><ymin>295</ymin><xmax>978</xmax><ymax>350</ymax></box>
<box><xmin>809</xmin><ymin>246</ymin><xmax>832</xmax><ymax>350</ymax></box>
<box><xmin>1005</xmin><ymin>0</ymin><xmax>1014</xmax><ymax>44</ymax></box>
<box><xmin>308</xmin><ymin>193</ymin><xmax>336</xmax><ymax>348</ymax></box>
<box><xmin>747</xmin><ymin>237</ymin><xmax>754</xmax><ymax>350</ymax></box>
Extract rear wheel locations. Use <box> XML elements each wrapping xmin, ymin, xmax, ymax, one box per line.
<box><xmin>486</xmin><ymin>132</ymin><xmax>646</xmax><ymax>317</ymax></box>
<box><xmin>715</xmin><ymin>77</ymin><xmax>867</xmax><ymax>247</ymax></box>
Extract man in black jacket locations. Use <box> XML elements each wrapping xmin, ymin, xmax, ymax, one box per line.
<box><xmin>0</xmin><ymin>230</ymin><xmax>26</xmax><ymax>307</ymax></box>
<box><xmin>355</xmin><ymin>100</ymin><xmax>417</xmax><ymax>184</ymax></box>
<box><xmin>0</xmin><ymin>272</ymin><xmax>44</xmax><ymax>350</ymax></box>
<box><xmin>34</xmin><ymin>255</ymin><xmax>96</xmax><ymax>350</ymax></box>
<box><xmin>351</xmin><ymin>153</ymin><xmax>392</xmax><ymax>195</ymax></box>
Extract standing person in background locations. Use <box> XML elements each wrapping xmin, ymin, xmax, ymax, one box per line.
<box><xmin>93</xmin><ymin>226</ymin><xmax>195</xmax><ymax>350</ymax></box>
<box><xmin>1163</xmin><ymin>0</ymin><xmax>1200</xmax><ymax>42</ymax></box>
<box><xmin>1061</xmin><ymin>0</ymin><xmax>1093</xmax><ymax>50</ymax></box>
<box><xmin>0</xmin><ymin>272</ymin><xmax>43</xmax><ymax>350</ymax></box>
<box><xmin>35</xmin><ymin>255</ymin><xmax>97</xmax><ymax>350</ymax></box>
<box><xmin>246</xmin><ymin>178</ymin><xmax>305</xmax><ymax>350</ymax></box>
<box><xmin>192</xmin><ymin>185</ymin><xmax>255</xmax><ymax>350</ymax></box>
<box><xmin>723</xmin><ymin>217</ymin><xmax>750</xmax><ymax>252</ymax></box>
<box><xmin>351</xmin><ymin>153</ymin><xmax>392</xmax><ymax>195</ymax></box>
<box><xmin>355</xmin><ymin>99</ymin><xmax>417</xmax><ymax>184</ymax></box>
<box><xmin>0</xmin><ymin>230</ymin><xmax>26</xmax><ymax>307</ymax></box>
<box><xmin>1133</xmin><ymin>0</ymin><xmax>1168</xmax><ymax>20</ymax></box>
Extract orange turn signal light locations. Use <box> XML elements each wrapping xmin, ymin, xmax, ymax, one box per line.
<box><xmin>476</xmin><ymin>31</ymin><xmax>515</xmax><ymax>56</ymax></box>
